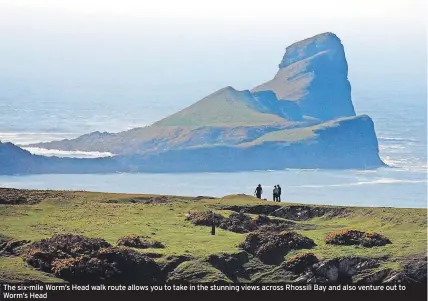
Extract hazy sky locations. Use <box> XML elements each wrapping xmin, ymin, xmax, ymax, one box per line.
<box><xmin>0</xmin><ymin>0</ymin><xmax>425</xmax><ymax>18</ymax></box>
<box><xmin>0</xmin><ymin>0</ymin><xmax>426</xmax><ymax>104</ymax></box>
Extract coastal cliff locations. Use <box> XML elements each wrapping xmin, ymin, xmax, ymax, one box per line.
<box><xmin>7</xmin><ymin>32</ymin><xmax>384</xmax><ymax>174</ymax></box>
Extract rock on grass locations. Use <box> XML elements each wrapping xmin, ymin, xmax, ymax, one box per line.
<box><xmin>117</xmin><ymin>234</ymin><xmax>165</xmax><ymax>249</ymax></box>
<box><xmin>325</xmin><ymin>230</ymin><xmax>392</xmax><ymax>247</ymax></box>
<box><xmin>239</xmin><ymin>231</ymin><xmax>316</xmax><ymax>264</ymax></box>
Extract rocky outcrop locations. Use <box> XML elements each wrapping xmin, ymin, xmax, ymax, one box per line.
<box><xmin>207</xmin><ymin>251</ymin><xmax>249</xmax><ymax>281</ymax></box>
<box><xmin>22</xmin><ymin>234</ymin><xmax>162</xmax><ymax>284</ymax></box>
<box><xmin>252</xmin><ymin>32</ymin><xmax>355</xmax><ymax>121</ymax></box>
<box><xmin>270</xmin><ymin>205</ymin><xmax>348</xmax><ymax>221</ymax></box>
<box><xmin>239</xmin><ymin>231</ymin><xmax>316</xmax><ymax>264</ymax></box>
<box><xmin>383</xmin><ymin>257</ymin><xmax>427</xmax><ymax>284</ymax></box>
<box><xmin>291</xmin><ymin>256</ymin><xmax>381</xmax><ymax>283</ymax></box>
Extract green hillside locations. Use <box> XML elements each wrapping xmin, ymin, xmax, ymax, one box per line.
<box><xmin>154</xmin><ymin>86</ymin><xmax>288</xmax><ymax>127</ymax></box>
<box><xmin>0</xmin><ymin>189</ymin><xmax>426</xmax><ymax>283</ymax></box>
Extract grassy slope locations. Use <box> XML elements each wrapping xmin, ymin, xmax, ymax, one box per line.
<box><xmin>153</xmin><ymin>87</ymin><xmax>287</xmax><ymax>127</ymax></box>
<box><xmin>0</xmin><ymin>191</ymin><xmax>426</xmax><ymax>282</ymax></box>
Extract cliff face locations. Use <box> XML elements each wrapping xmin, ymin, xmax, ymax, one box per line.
<box><xmin>16</xmin><ymin>32</ymin><xmax>383</xmax><ymax>173</ymax></box>
<box><xmin>252</xmin><ymin>32</ymin><xmax>355</xmax><ymax>121</ymax></box>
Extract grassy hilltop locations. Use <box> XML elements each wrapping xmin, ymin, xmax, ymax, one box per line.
<box><xmin>0</xmin><ymin>188</ymin><xmax>426</xmax><ymax>283</ymax></box>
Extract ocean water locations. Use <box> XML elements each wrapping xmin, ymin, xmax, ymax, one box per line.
<box><xmin>0</xmin><ymin>81</ymin><xmax>426</xmax><ymax>208</ymax></box>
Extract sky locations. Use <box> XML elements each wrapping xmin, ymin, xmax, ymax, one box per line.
<box><xmin>0</xmin><ymin>0</ymin><xmax>426</xmax><ymax>104</ymax></box>
<box><xmin>0</xmin><ymin>0</ymin><xmax>425</xmax><ymax>18</ymax></box>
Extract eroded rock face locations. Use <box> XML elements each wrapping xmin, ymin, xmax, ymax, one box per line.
<box><xmin>287</xmin><ymin>256</ymin><xmax>381</xmax><ymax>283</ymax></box>
<box><xmin>270</xmin><ymin>205</ymin><xmax>348</xmax><ymax>221</ymax></box>
<box><xmin>252</xmin><ymin>32</ymin><xmax>355</xmax><ymax>121</ymax></box>
<box><xmin>384</xmin><ymin>257</ymin><xmax>428</xmax><ymax>284</ymax></box>
<box><xmin>207</xmin><ymin>251</ymin><xmax>249</xmax><ymax>280</ymax></box>
<box><xmin>221</xmin><ymin>205</ymin><xmax>282</xmax><ymax>215</ymax></box>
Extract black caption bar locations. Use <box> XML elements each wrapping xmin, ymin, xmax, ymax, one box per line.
<box><xmin>1</xmin><ymin>283</ymin><xmax>427</xmax><ymax>301</ymax></box>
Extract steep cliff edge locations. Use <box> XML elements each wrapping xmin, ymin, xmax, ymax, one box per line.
<box><xmin>252</xmin><ymin>32</ymin><xmax>355</xmax><ymax>121</ymax></box>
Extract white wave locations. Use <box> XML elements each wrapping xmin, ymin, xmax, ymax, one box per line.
<box><xmin>378</xmin><ymin>136</ymin><xmax>418</xmax><ymax>142</ymax></box>
<box><xmin>381</xmin><ymin>155</ymin><xmax>427</xmax><ymax>172</ymax></box>
<box><xmin>290</xmin><ymin>178</ymin><xmax>426</xmax><ymax>188</ymax></box>
<box><xmin>355</xmin><ymin>170</ymin><xmax>378</xmax><ymax>174</ymax></box>
<box><xmin>22</xmin><ymin>147</ymin><xmax>115</xmax><ymax>158</ymax></box>
<box><xmin>0</xmin><ymin>132</ymin><xmax>77</xmax><ymax>145</ymax></box>
<box><xmin>379</xmin><ymin>144</ymin><xmax>406</xmax><ymax>150</ymax></box>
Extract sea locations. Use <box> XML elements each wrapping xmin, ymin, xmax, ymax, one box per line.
<box><xmin>0</xmin><ymin>74</ymin><xmax>426</xmax><ymax>209</ymax></box>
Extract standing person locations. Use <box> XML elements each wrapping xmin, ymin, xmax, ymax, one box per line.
<box><xmin>273</xmin><ymin>185</ymin><xmax>278</xmax><ymax>202</ymax></box>
<box><xmin>254</xmin><ymin>184</ymin><xmax>263</xmax><ymax>199</ymax></box>
<box><xmin>277</xmin><ymin>185</ymin><xmax>282</xmax><ymax>202</ymax></box>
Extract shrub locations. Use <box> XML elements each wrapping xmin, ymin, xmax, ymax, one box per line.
<box><xmin>325</xmin><ymin>229</ymin><xmax>391</xmax><ymax>247</ymax></box>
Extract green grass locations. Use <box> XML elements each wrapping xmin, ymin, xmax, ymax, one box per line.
<box><xmin>240</xmin><ymin>115</ymin><xmax>362</xmax><ymax>147</ymax></box>
<box><xmin>154</xmin><ymin>87</ymin><xmax>287</xmax><ymax>127</ymax></box>
<box><xmin>0</xmin><ymin>190</ymin><xmax>426</xmax><ymax>282</ymax></box>
<box><xmin>0</xmin><ymin>256</ymin><xmax>65</xmax><ymax>283</ymax></box>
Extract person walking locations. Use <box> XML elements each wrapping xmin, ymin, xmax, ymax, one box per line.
<box><xmin>254</xmin><ymin>184</ymin><xmax>263</xmax><ymax>199</ymax></box>
<box><xmin>273</xmin><ymin>185</ymin><xmax>278</xmax><ymax>202</ymax></box>
<box><xmin>277</xmin><ymin>184</ymin><xmax>282</xmax><ymax>202</ymax></box>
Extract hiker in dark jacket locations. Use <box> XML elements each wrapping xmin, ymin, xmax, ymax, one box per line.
<box><xmin>277</xmin><ymin>184</ymin><xmax>282</xmax><ymax>202</ymax></box>
<box><xmin>273</xmin><ymin>185</ymin><xmax>279</xmax><ymax>202</ymax></box>
<box><xmin>254</xmin><ymin>184</ymin><xmax>263</xmax><ymax>199</ymax></box>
